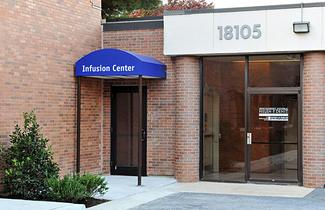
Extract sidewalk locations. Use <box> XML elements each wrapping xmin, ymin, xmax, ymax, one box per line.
<box><xmin>91</xmin><ymin>175</ymin><xmax>177</xmax><ymax>210</ymax></box>
<box><xmin>98</xmin><ymin>175</ymin><xmax>177</xmax><ymax>200</ymax></box>
<box><xmin>0</xmin><ymin>198</ymin><xmax>85</xmax><ymax>210</ymax></box>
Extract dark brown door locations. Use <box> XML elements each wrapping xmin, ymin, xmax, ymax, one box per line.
<box><xmin>111</xmin><ymin>86</ymin><xmax>147</xmax><ymax>176</ymax></box>
<box><xmin>247</xmin><ymin>93</ymin><xmax>299</xmax><ymax>183</ymax></box>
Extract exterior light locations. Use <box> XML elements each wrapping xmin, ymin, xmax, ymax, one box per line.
<box><xmin>293</xmin><ymin>3</ymin><xmax>310</xmax><ymax>34</ymax></box>
<box><xmin>293</xmin><ymin>22</ymin><xmax>310</xmax><ymax>33</ymax></box>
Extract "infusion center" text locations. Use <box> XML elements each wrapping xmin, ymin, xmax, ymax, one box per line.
<box><xmin>82</xmin><ymin>65</ymin><xmax>135</xmax><ymax>73</ymax></box>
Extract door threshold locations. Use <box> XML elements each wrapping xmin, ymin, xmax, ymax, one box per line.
<box><xmin>200</xmin><ymin>179</ymin><xmax>246</xmax><ymax>184</ymax></box>
<box><xmin>200</xmin><ymin>178</ymin><xmax>300</xmax><ymax>186</ymax></box>
<box><xmin>247</xmin><ymin>180</ymin><xmax>299</xmax><ymax>186</ymax></box>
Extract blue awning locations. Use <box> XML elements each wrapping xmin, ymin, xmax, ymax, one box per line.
<box><xmin>75</xmin><ymin>48</ymin><xmax>166</xmax><ymax>79</ymax></box>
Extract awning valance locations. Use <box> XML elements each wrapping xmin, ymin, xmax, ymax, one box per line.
<box><xmin>75</xmin><ymin>48</ymin><xmax>166</xmax><ymax>79</ymax></box>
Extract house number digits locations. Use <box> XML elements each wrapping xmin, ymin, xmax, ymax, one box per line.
<box><xmin>217</xmin><ymin>24</ymin><xmax>262</xmax><ymax>40</ymax></box>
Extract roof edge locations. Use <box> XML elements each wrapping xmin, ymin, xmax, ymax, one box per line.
<box><xmin>103</xmin><ymin>16</ymin><xmax>163</xmax><ymax>32</ymax></box>
<box><xmin>105</xmin><ymin>16</ymin><xmax>163</xmax><ymax>23</ymax></box>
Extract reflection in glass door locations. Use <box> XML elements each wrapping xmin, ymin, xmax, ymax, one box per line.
<box><xmin>248</xmin><ymin>94</ymin><xmax>298</xmax><ymax>182</ymax></box>
<box><xmin>202</xmin><ymin>56</ymin><xmax>245</xmax><ymax>182</ymax></box>
<box><xmin>203</xmin><ymin>86</ymin><xmax>220</xmax><ymax>177</ymax></box>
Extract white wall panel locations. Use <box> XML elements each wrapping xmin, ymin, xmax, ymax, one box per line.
<box><xmin>164</xmin><ymin>6</ymin><xmax>325</xmax><ymax>55</ymax></box>
<box><xmin>266</xmin><ymin>8</ymin><xmax>323</xmax><ymax>52</ymax></box>
<box><xmin>164</xmin><ymin>14</ymin><xmax>214</xmax><ymax>55</ymax></box>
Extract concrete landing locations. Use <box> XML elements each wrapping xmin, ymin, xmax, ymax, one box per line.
<box><xmin>167</xmin><ymin>181</ymin><xmax>313</xmax><ymax>198</ymax></box>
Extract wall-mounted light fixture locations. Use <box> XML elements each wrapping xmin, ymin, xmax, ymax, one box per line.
<box><xmin>293</xmin><ymin>21</ymin><xmax>310</xmax><ymax>33</ymax></box>
<box><xmin>293</xmin><ymin>3</ymin><xmax>310</xmax><ymax>34</ymax></box>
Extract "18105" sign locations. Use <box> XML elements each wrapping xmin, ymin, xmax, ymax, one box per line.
<box><xmin>217</xmin><ymin>24</ymin><xmax>262</xmax><ymax>40</ymax></box>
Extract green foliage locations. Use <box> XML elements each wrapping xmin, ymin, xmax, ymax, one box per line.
<box><xmin>78</xmin><ymin>173</ymin><xmax>108</xmax><ymax>197</ymax></box>
<box><xmin>3</xmin><ymin>111</ymin><xmax>59</xmax><ymax>199</ymax></box>
<box><xmin>47</xmin><ymin>175</ymin><xmax>87</xmax><ymax>203</ymax></box>
<box><xmin>47</xmin><ymin>173</ymin><xmax>108</xmax><ymax>203</ymax></box>
<box><xmin>0</xmin><ymin>144</ymin><xmax>4</xmax><ymax>157</ymax></box>
<box><xmin>102</xmin><ymin>0</ymin><xmax>162</xmax><ymax>19</ymax></box>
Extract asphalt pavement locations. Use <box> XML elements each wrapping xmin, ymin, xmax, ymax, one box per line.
<box><xmin>132</xmin><ymin>189</ymin><xmax>325</xmax><ymax>210</ymax></box>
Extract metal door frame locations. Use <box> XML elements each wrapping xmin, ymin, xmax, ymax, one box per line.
<box><xmin>244</xmin><ymin>55</ymin><xmax>303</xmax><ymax>185</ymax></box>
<box><xmin>200</xmin><ymin>54</ymin><xmax>303</xmax><ymax>186</ymax></box>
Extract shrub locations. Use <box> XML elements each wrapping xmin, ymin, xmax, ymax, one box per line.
<box><xmin>78</xmin><ymin>173</ymin><xmax>108</xmax><ymax>197</ymax></box>
<box><xmin>47</xmin><ymin>173</ymin><xmax>108</xmax><ymax>203</ymax></box>
<box><xmin>2</xmin><ymin>111</ymin><xmax>59</xmax><ymax>199</ymax></box>
<box><xmin>47</xmin><ymin>175</ymin><xmax>87</xmax><ymax>203</ymax></box>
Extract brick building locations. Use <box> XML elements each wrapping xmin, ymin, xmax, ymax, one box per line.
<box><xmin>1</xmin><ymin>1</ymin><xmax>325</xmax><ymax>188</ymax></box>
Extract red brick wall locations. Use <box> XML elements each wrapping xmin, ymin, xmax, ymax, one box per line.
<box><xmin>103</xmin><ymin>29</ymin><xmax>176</xmax><ymax>176</ymax></box>
<box><xmin>102</xmin><ymin>81</ymin><xmax>111</xmax><ymax>173</ymax></box>
<box><xmin>303</xmin><ymin>52</ymin><xmax>325</xmax><ymax>188</ymax></box>
<box><xmin>174</xmin><ymin>57</ymin><xmax>200</xmax><ymax>182</ymax></box>
<box><xmin>0</xmin><ymin>0</ymin><xmax>101</xmax><ymax>183</ymax></box>
<box><xmin>80</xmin><ymin>78</ymin><xmax>103</xmax><ymax>174</ymax></box>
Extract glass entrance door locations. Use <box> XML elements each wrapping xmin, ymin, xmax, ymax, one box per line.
<box><xmin>201</xmin><ymin>54</ymin><xmax>302</xmax><ymax>184</ymax></box>
<box><xmin>111</xmin><ymin>86</ymin><xmax>147</xmax><ymax>176</ymax></box>
<box><xmin>248</xmin><ymin>94</ymin><xmax>299</xmax><ymax>182</ymax></box>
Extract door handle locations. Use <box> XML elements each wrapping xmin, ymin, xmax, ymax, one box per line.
<box><xmin>247</xmin><ymin>133</ymin><xmax>252</xmax><ymax>145</ymax></box>
<box><xmin>142</xmin><ymin>129</ymin><xmax>146</xmax><ymax>141</ymax></box>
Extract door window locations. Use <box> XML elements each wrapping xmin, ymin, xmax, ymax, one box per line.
<box><xmin>249</xmin><ymin>55</ymin><xmax>300</xmax><ymax>87</ymax></box>
<box><xmin>116</xmin><ymin>92</ymin><xmax>139</xmax><ymax>168</ymax></box>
